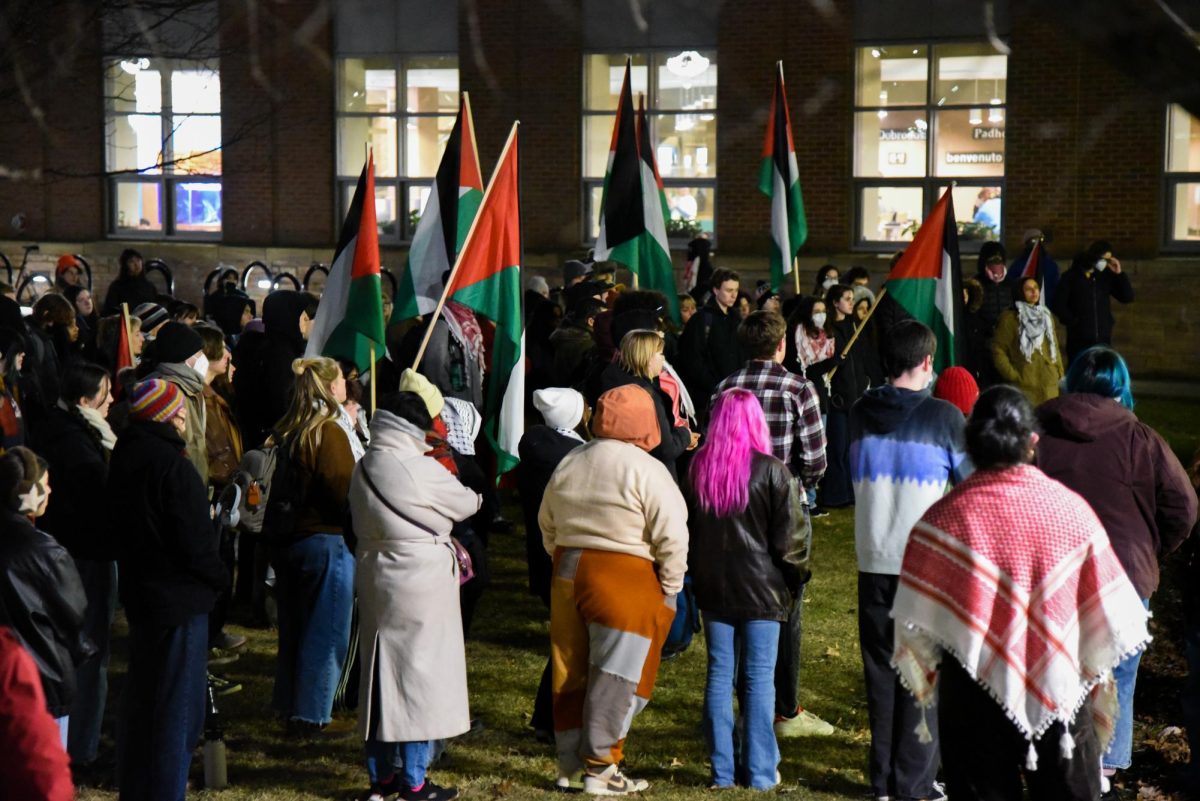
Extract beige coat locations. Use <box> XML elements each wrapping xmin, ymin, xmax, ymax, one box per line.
<box><xmin>349</xmin><ymin>411</ymin><xmax>481</xmax><ymax>742</ymax></box>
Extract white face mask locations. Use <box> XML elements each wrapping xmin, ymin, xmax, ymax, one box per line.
<box><xmin>192</xmin><ymin>353</ymin><xmax>210</xmax><ymax>379</ymax></box>
<box><xmin>812</xmin><ymin>312</ymin><xmax>827</xmax><ymax>328</ymax></box>
<box><xmin>822</xmin><ymin>278</ymin><xmax>837</xmax><ymax>290</ymax></box>
<box><xmin>1094</xmin><ymin>259</ymin><xmax>1107</xmax><ymax>272</ymax></box>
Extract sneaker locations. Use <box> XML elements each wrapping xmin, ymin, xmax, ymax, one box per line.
<box><xmin>208</xmin><ymin>648</ymin><xmax>240</xmax><ymax>666</ymax></box>
<box><xmin>774</xmin><ymin>708</ymin><xmax>835</xmax><ymax>738</ymax></box>
<box><xmin>929</xmin><ymin>780</ymin><xmax>947</xmax><ymax>801</ymax></box>
<box><xmin>212</xmin><ymin>630</ymin><xmax>247</xmax><ymax>651</ymax></box>
<box><xmin>369</xmin><ymin>773</ymin><xmax>402</xmax><ymax>800</ymax></box>
<box><xmin>207</xmin><ymin>673</ymin><xmax>243</xmax><ymax>696</ymax></box>
<box><xmin>809</xmin><ymin>506</ymin><xmax>830</xmax><ymax>518</ymax></box>
<box><xmin>555</xmin><ymin>755</ymin><xmax>585</xmax><ymax>791</ymax></box>
<box><xmin>400</xmin><ymin>780</ymin><xmax>458</xmax><ymax>801</ymax></box>
<box><xmin>583</xmin><ymin>764</ymin><xmax>649</xmax><ymax>795</ymax></box>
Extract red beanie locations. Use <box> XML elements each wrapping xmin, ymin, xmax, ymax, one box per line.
<box><xmin>56</xmin><ymin>254</ymin><xmax>80</xmax><ymax>275</ymax></box>
<box><xmin>934</xmin><ymin>367</ymin><xmax>980</xmax><ymax>417</ymax></box>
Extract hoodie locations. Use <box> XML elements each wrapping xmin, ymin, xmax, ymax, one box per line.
<box><xmin>232</xmin><ymin>290</ymin><xmax>313</xmax><ymax>448</ymax></box>
<box><xmin>1036</xmin><ymin>393</ymin><xmax>1197</xmax><ymax>597</ymax></box>
<box><xmin>849</xmin><ymin>385</ymin><xmax>971</xmax><ymax>574</ymax></box>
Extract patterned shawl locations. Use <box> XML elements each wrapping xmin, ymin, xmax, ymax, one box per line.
<box><xmin>892</xmin><ymin>464</ymin><xmax>1150</xmax><ymax>768</ymax></box>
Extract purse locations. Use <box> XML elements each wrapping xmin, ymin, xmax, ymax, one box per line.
<box><xmin>360</xmin><ymin>467</ymin><xmax>475</xmax><ymax>585</ymax></box>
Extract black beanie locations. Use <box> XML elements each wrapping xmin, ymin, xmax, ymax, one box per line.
<box><xmin>153</xmin><ymin>322</ymin><xmax>204</xmax><ymax>364</ymax></box>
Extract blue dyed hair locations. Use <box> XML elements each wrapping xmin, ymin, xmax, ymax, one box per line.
<box><xmin>1064</xmin><ymin>346</ymin><xmax>1134</xmax><ymax>410</ymax></box>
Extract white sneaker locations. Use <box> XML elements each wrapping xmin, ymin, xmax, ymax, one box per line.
<box><xmin>583</xmin><ymin>764</ymin><xmax>649</xmax><ymax>795</ymax></box>
<box><xmin>774</xmin><ymin>708</ymin><xmax>836</xmax><ymax>737</ymax></box>
<box><xmin>929</xmin><ymin>779</ymin><xmax>947</xmax><ymax>801</ymax></box>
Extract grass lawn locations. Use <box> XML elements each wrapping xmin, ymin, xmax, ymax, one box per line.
<box><xmin>78</xmin><ymin>397</ymin><xmax>1197</xmax><ymax>800</ymax></box>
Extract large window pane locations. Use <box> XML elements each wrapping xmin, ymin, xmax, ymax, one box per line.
<box><xmin>855</xmin><ymin>110</ymin><xmax>927</xmax><ymax>178</ymax></box>
<box><xmin>107</xmin><ymin>114</ymin><xmax>163</xmax><ymax>173</ymax></box>
<box><xmin>860</xmin><ymin>186</ymin><xmax>922</xmax><ymax>242</ymax></box>
<box><xmin>933</xmin><ymin>43</ymin><xmax>1006</xmax><ymax>108</ymax></box>
<box><xmin>937</xmin><ymin>183</ymin><xmax>1002</xmax><ymax>241</ymax></box>
<box><xmin>933</xmin><ymin>109</ymin><xmax>1004</xmax><ymax>177</ymax></box>
<box><xmin>341</xmin><ymin>183</ymin><xmax>400</xmax><ymax>238</ymax></box>
<box><xmin>337</xmin><ymin>117</ymin><xmax>397</xmax><ymax>177</ymax></box>
<box><xmin>340</xmin><ymin>58</ymin><xmax>396</xmax><ymax>113</ymax></box>
<box><xmin>405</xmin><ymin>56</ymin><xmax>458</xmax><ymax>114</ymax></box>
<box><xmin>172</xmin><ymin>115</ymin><xmax>222</xmax><ymax>174</ymax></box>
<box><xmin>855</xmin><ymin>46</ymin><xmax>927</xmax><ymax>107</ymax></box>
<box><xmin>587</xmin><ymin>184</ymin><xmax>604</xmax><ymax>239</ymax></box>
<box><xmin>664</xmin><ymin>186</ymin><xmax>714</xmax><ymax>235</ymax></box>
<box><xmin>583</xmin><ymin>54</ymin><xmax>648</xmax><ymax>111</ymax></box>
<box><xmin>1170</xmin><ymin>183</ymin><xmax>1200</xmax><ymax>241</ymax></box>
<box><xmin>406</xmin><ymin>115</ymin><xmax>455</xmax><ymax>177</ymax></box>
<box><xmin>655</xmin><ymin>114</ymin><xmax>715</xmax><ymax>178</ymax></box>
<box><xmin>583</xmin><ymin>115</ymin><xmax>615</xmax><ymax>178</ymax></box>
<box><xmin>1167</xmin><ymin>104</ymin><xmax>1200</xmax><ymax>172</ymax></box>
<box><xmin>113</xmin><ymin>180</ymin><xmax>163</xmax><ymax>232</ymax></box>
<box><xmin>172</xmin><ymin>69</ymin><xmax>220</xmax><ymax>113</ymax></box>
<box><xmin>655</xmin><ymin>50</ymin><xmax>716</xmax><ymax>110</ymax></box>
<box><xmin>174</xmin><ymin>181</ymin><xmax>222</xmax><ymax>232</ymax></box>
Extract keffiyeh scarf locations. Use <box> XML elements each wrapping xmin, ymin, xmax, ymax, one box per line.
<box><xmin>892</xmin><ymin>464</ymin><xmax>1150</xmax><ymax>770</ymax></box>
<box><xmin>1015</xmin><ymin>301</ymin><xmax>1058</xmax><ymax>364</ymax></box>
<box><xmin>442</xmin><ymin>301</ymin><xmax>486</xmax><ymax>378</ymax></box>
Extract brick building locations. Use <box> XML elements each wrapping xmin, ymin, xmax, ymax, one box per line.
<box><xmin>0</xmin><ymin>0</ymin><xmax>1197</xmax><ymax>376</ymax></box>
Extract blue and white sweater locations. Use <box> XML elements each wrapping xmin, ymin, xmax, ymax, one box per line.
<box><xmin>849</xmin><ymin>385</ymin><xmax>971</xmax><ymax>575</ymax></box>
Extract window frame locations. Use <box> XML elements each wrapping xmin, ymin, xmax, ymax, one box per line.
<box><xmin>851</xmin><ymin>41</ymin><xmax>1007</xmax><ymax>253</ymax></box>
<box><xmin>580</xmin><ymin>49</ymin><xmax>718</xmax><ymax>247</ymax></box>
<box><xmin>104</xmin><ymin>56</ymin><xmax>223</xmax><ymax>241</ymax></box>
<box><xmin>1163</xmin><ymin>103</ymin><xmax>1200</xmax><ymax>252</ymax></box>
<box><xmin>333</xmin><ymin>53</ymin><xmax>460</xmax><ymax>245</ymax></box>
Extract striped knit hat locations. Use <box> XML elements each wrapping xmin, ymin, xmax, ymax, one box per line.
<box><xmin>129</xmin><ymin>379</ymin><xmax>185</xmax><ymax>423</ymax></box>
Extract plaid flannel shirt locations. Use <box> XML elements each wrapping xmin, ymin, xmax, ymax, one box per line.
<box><xmin>712</xmin><ymin>360</ymin><xmax>827</xmax><ymax>489</ymax></box>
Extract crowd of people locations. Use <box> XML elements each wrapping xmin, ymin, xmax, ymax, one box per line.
<box><xmin>0</xmin><ymin>235</ymin><xmax>1196</xmax><ymax>801</ymax></box>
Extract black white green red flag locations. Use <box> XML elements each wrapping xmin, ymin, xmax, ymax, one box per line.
<box><xmin>593</xmin><ymin>59</ymin><xmax>680</xmax><ymax>325</ymax></box>
<box><xmin>883</xmin><ymin>188</ymin><xmax>964</xmax><ymax>373</ymax></box>
<box><xmin>394</xmin><ymin>93</ymin><xmax>484</xmax><ymax>321</ymax></box>
<box><xmin>758</xmin><ymin>62</ymin><xmax>807</xmax><ymax>292</ymax></box>
<box><xmin>444</xmin><ymin>124</ymin><xmax>524</xmax><ymax>475</ymax></box>
<box><xmin>306</xmin><ymin>152</ymin><xmax>386</xmax><ymax>374</ymax></box>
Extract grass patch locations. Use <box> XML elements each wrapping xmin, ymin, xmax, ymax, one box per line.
<box><xmin>76</xmin><ymin>398</ymin><xmax>1196</xmax><ymax>799</ymax></box>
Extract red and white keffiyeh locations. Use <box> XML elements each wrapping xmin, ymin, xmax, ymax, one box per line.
<box><xmin>892</xmin><ymin>463</ymin><xmax>1150</xmax><ymax>766</ymax></box>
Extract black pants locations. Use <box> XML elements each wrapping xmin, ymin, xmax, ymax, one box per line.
<box><xmin>774</xmin><ymin>584</ymin><xmax>806</xmax><ymax>717</ymax></box>
<box><xmin>208</xmin><ymin>525</ymin><xmax>236</xmax><ymax>643</ymax></box>
<box><xmin>858</xmin><ymin>572</ymin><xmax>939</xmax><ymax>801</ymax></box>
<box><xmin>939</xmin><ymin>657</ymin><xmax>1101</xmax><ymax>801</ymax></box>
<box><xmin>822</xmin><ymin>409</ymin><xmax>853</xmax><ymax>507</ymax></box>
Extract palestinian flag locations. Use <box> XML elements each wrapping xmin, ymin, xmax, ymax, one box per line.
<box><xmin>394</xmin><ymin>93</ymin><xmax>484</xmax><ymax>321</ymax></box>
<box><xmin>445</xmin><ymin>124</ymin><xmax>524</xmax><ymax>476</ymax></box>
<box><xmin>884</xmin><ymin>188</ymin><xmax>963</xmax><ymax>373</ymax></box>
<box><xmin>306</xmin><ymin>153</ymin><xmax>386</xmax><ymax>375</ymax></box>
<box><xmin>758</xmin><ymin>62</ymin><xmax>807</xmax><ymax>293</ymax></box>
<box><xmin>593</xmin><ymin>60</ymin><xmax>681</xmax><ymax>325</ymax></box>
<box><xmin>1017</xmin><ymin>238</ymin><xmax>1046</xmax><ymax>306</ymax></box>
<box><xmin>117</xmin><ymin>303</ymin><xmax>135</xmax><ymax>372</ymax></box>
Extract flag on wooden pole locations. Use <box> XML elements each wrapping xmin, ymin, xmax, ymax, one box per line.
<box><xmin>759</xmin><ymin>62</ymin><xmax>807</xmax><ymax>293</ymax></box>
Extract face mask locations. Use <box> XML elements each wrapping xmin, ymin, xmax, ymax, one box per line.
<box><xmin>822</xmin><ymin>278</ymin><xmax>837</xmax><ymax>290</ymax></box>
<box><xmin>192</xmin><ymin>353</ymin><xmax>210</xmax><ymax>379</ymax></box>
<box><xmin>812</xmin><ymin>312</ymin><xmax>827</xmax><ymax>328</ymax></box>
<box><xmin>1094</xmin><ymin>259</ymin><xmax>1107</xmax><ymax>272</ymax></box>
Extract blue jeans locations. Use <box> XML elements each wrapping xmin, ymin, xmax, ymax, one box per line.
<box><xmin>366</xmin><ymin>740</ymin><xmax>433</xmax><ymax>789</ymax></box>
<box><xmin>117</xmin><ymin>614</ymin><xmax>208</xmax><ymax>801</ymax></box>
<box><xmin>1103</xmin><ymin>598</ymin><xmax>1151</xmax><ymax>771</ymax></box>
<box><xmin>272</xmin><ymin>533</ymin><xmax>355</xmax><ymax>725</ymax></box>
<box><xmin>703</xmin><ymin>616</ymin><xmax>781</xmax><ymax>789</ymax></box>
<box><xmin>69</xmin><ymin>558</ymin><xmax>118</xmax><ymax>764</ymax></box>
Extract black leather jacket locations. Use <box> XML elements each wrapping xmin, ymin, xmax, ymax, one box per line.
<box><xmin>0</xmin><ymin>510</ymin><xmax>90</xmax><ymax>717</ymax></box>
<box><xmin>685</xmin><ymin>452</ymin><xmax>810</xmax><ymax>621</ymax></box>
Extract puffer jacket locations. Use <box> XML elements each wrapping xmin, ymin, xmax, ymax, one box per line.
<box><xmin>0</xmin><ymin>510</ymin><xmax>90</xmax><ymax>717</ymax></box>
<box><xmin>685</xmin><ymin>451</ymin><xmax>808</xmax><ymax>621</ymax></box>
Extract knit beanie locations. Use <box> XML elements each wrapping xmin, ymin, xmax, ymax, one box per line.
<box><xmin>56</xmin><ymin>254</ymin><xmax>80</xmax><ymax>275</ymax></box>
<box><xmin>934</xmin><ymin>366</ymin><xmax>980</xmax><ymax>417</ymax></box>
<box><xmin>0</xmin><ymin>446</ymin><xmax>48</xmax><ymax>514</ymax></box>
<box><xmin>152</xmin><ymin>322</ymin><xmax>203</xmax><ymax>364</ymax></box>
<box><xmin>398</xmin><ymin>368</ymin><xmax>445</xmax><ymax>418</ymax></box>
<box><xmin>592</xmin><ymin>384</ymin><xmax>661</xmax><ymax>452</ymax></box>
<box><xmin>134</xmin><ymin>302</ymin><xmax>169</xmax><ymax>332</ymax></box>
<box><xmin>533</xmin><ymin>387</ymin><xmax>584</xmax><ymax>432</ymax></box>
<box><xmin>129</xmin><ymin>378</ymin><xmax>185</xmax><ymax>423</ymax></box>
<box><xmin>527</xmin><ymin>275</ymin><xmax>550</xmax><ymax>296</ymax></box>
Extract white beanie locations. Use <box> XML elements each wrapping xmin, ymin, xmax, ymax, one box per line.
<box><xmin>527</xmin><ymin>275</ymin><xmax>550</xmax><ymax>296</ymax></box>
<box><xmin>533</xmin><ymin>387</ymin><xmax>584</xmax><ymax>432</ymax></box>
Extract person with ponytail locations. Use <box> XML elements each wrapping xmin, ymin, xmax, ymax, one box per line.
<box><xmin>34</xmin><ymin>362</ymin><xmax>118</xmax><ymax>767</ymax></box>
<box><xmin>891</xmin><ymin>386</ymin><xmax>1152</xmax><ymax>800</ymax></box>
<box><xmin>271</xmin><ymin>355</ymin><xmax>357</xmax><ymax>734</ymax></box>
<box><xmin>686</xmin><ymin>388</ymin><xmax>806</xmax><ymax>790</ymax></box>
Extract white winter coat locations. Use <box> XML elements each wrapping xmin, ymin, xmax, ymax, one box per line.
<box><xmin>349</xmin><ymin>410</ymin><xmax>482</xmax><ymax>742</ymax></box>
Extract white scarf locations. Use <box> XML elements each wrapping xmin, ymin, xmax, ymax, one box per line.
<box><xmin>1015</xmin><ymin>301</ymin><xmax>1057</xmax><ymax>364</ymax></box>
<box><xmin>336</xmin><ymin>405</ymin><xmax>367</xmax><ymax>461</ymax></box>
<box><xmin>63</xmin><ymin>400</ymin><xmax>118</xmax><ymax>451</ymax></box>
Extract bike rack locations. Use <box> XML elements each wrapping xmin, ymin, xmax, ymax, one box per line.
<box><xmin>204</xmin><ymin>267</ymin><xmax>241</xmax><ymax>296</ymax></box>
<box><xmin>0</xmin><ymin>253</ymin><xmax>11</xmax><ymax>286</ymax></box>
<box><xmin>241</xmin><ymin>261</ymin><xmax>274</xmax><ymax>292</ymax></box>
<box><xmin>145</xmin><ymin>259</ymin><xmax>175</xmax><ymax>296</ymax></box>
<box><xmin>69</xmin><ymin>254</ymin><xmax>94</xmax><ymax>291</ymax></box>
<box><xmin>302</xmin><ymin>262</ymin><xmax>329</xmax><ymax>292</ymax></box>
<box><xmin>272</xmin><ymin>272</ymin><xmax>301</xmax><ymax>291</ymax></box>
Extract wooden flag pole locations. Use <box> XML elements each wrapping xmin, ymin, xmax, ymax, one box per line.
<box><xmin>827</xmin><ymin>286</ymin><xmax>888</xmax><ymax>381</ymax></box>
<box><xmin>412</xmin><ymin>121</ymin><xmax>521</xmax><ymax>372</ymax></box>
<box><xmin>121</xmin><ymin>302</ymin><xmax>133</xmax><ymax>362</ymax></box>
<box><xmin>369</xmin><ymin>342</ymin><xmax>376</xmax><ymax>415</ymax></box>
<box><xmin>792</xmin><ymin>256</ymin><xmax>801</xmax><ymax>295</ymax></box>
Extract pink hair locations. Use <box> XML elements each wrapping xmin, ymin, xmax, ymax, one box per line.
<box><xmin>688</xmin><ymin>388</ymin><xmax>772</xmax><ymax>518</ymax></box>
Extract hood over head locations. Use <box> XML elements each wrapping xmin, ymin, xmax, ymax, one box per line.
<box><xmin>856</xmin><ymin>383</ymin><xmax>933</xmax><ymax>435</ymax></box>
<box><xmin>262</xmin><ymin>290</ymin><xmax>315</xmax><ymax>348</ymax></box>
<box><xmin>592</xmin><ymin>384</ymin><xmax>661</xmax><ymax>452</ymax></box>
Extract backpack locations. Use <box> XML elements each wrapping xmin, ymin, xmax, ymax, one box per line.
<box><xmin>234</xmin><ymin>433</ymin><xmax>301</xmax><ymax>543</ymax></box>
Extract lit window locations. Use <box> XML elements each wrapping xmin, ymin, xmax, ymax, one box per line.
<box><xmin>1165</xmin><ymin>103</ymin><xmax>1200</xmax><ymax>247</ymax></box>
<box><xmin>853</xmin><ymin>43</ymin><xmax>1006</xmax><ymax>249</ymax></box>
<box><xmin>105</xmin><ymin>58</ymin><xmax>222</xmax><ymax>237</ymax></box>
<box><xmin>582</xmin><ymin>51</ymin><xmax>717</xmax><ymax>243</ymax></box>
<box><xmin>335</xmin><ymin>56</ymin><xmax>458</xmax><ymax>243</ymax></box>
